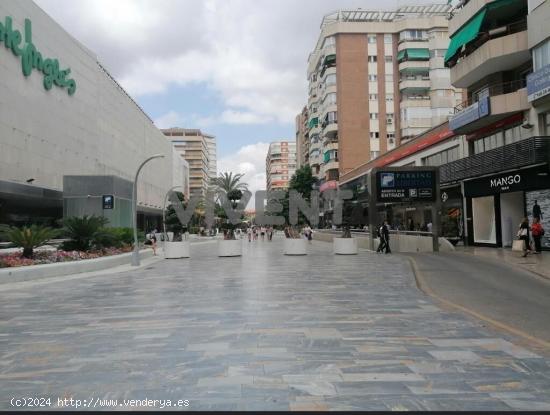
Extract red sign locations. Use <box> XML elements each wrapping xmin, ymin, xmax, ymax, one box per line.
<box><xmin>465</xmin><ymin>112</ymin><xmax>524</xmax><ymax>141</ymax></box>
<box><xmin>319</xmin><ymin>180</ymin><xmax>338</xmax><ymax>192</ymax></box>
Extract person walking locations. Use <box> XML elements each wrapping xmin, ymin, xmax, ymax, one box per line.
<box><xmin>377</xmin><ymin>220</ymin><xmax>391</xmax><ymax>254</ymax></box>
<box><xmin>518</xmin><ymin>217</ymin><xmax>531</xmax><ymax>257</ymax></box>
<box><xmin>533</xmin><ymin>200</ymin><xmax>543</xmax><ymax>220</ymax></box>
<box><xmin>149</xmin><ymin>232</ymin><xmax>158</xmax><ymax>256</ymax></box>
<box><xmin>253</xmin><ymin>226</ymin><xmax>258</xmax><ymax>241</ymax></box>
<box><xmin>260</xmin><ymin>226</ymin><xmax>266</xmax><ymax>241</ymax></box>
<box><xmin>267</xmin><ymin>226</ymin><xmax>273</xmax><ymax>241</ymax></box>
<box><xmin>531</xmin><ymin>217</ymin><xmax>544</xmax><ymax>254</ymax></box>
<box><xmin>247</xmin><ymin>226</ymin><xmax>252</xmax><ymax>242</ymax></box>
<box><xmin>304</xmin><ymin>225</ymin><xmax>313</xmax><ymax>244</ymax></box>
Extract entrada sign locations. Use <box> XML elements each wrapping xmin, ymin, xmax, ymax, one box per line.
<box><xmin>376</xmin><ymin>170</ymin><xmax>436</xmax><ymax>202</ymax></box>
<box><xmin>0</xmin><ymin>16</ymin><xmax>76</xmax><ymax>95</ymax></box>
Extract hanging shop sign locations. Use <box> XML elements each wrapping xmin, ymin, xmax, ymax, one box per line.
<box><xmin>527</xmin><ymin>64</ymin><xmax>550</xmax><ymax>103</ymax></box>
<box><xmin>464</xmin><ymin>165</ymin><xmax>550</xmax><ymax>197</ymax></box>
<box><xmin>376</xmin><ymin>170</ymin><xmax>437</xmax><ymax>202</ymax></box>
<box><xmin>449</xmin><ymin>96</ymin><xmax>490</xmax><ymax>132</ymax></box>
<box><xmin>0</xmin><ymin>16</ymin><xmax>76</xmax><ymax>95</ymax></box>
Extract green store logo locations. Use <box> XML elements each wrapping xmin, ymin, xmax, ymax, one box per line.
<box><xmin>0</xmin><ymin>16</ymin><xmax>76</xmax><ymax>95</ymax></box>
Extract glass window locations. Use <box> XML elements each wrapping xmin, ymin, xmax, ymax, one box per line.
<box><xmin>368</xmin><ymin>74</ymin><xmax>377</xmax><ymax>81</ymax></box>
<box><xmin>325</xmin><ymin>73</ymin><xmax>337</xmax><ymax>86</ymax></box>
<box><xmin>370</xmin><ymin>113</ymin><xmax>378</xmax><ymax>120</ymax></box>
<box><xmin>385</xmin><ymin>55</ymin><xmax>392</xmax><ymax>62</ymax></box>
<box><xmin>322</xmin><ymin>36</ymin><xmax>335</xmax><ymax>48</ymax></box>
<box><xmin>370</xmin><ymin>132</ymin><xmax>380</xmax><ymax>139</ymax></box>
<box><xmin>371</xmin><ymin>151</ymin><xmax>380</xmax><ymax>159</ymax></box>
<box><xmin>368</xmin><ymin>55</ymin><xmax>377</xmax><ymax>63</ymax></box>
<box><xmin>384</xmin><ymin>34</ymin><xmax>393</xmax><ymax>44</ymax></box>
<box><xmin>386</xmin><ymin>94</ymin><xmax>393</xmax><ymax>101</ymax></box>
<box><xmin>533</xmin><ymin>39</ymin><xmax>550</xmax><ymax>71</ymax></box>
<box><xmin>368</xmin><ymin>34</ymin><xmax>377</xmax><ymax>44</ymax></box>
<box><xmin>369</xmin><ymin>94</ymin><xmax>378</xmax><ymax>100</ymax></box>
<box><xmin>385</xmin><ymin>74</ymin><xmax>393</xmax><ymax>82</ymax></box>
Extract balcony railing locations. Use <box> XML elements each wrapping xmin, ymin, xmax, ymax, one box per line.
<box><xmin>447</xmin><ymin>18</ymin><xmax>527</xmax><ymax>68</ymax></box>
<box><xmin>453</xmin><ymin>78</ymin><xmax>527</xmax><ymax>113</ymax></box>
<box><xmin>440</xmin><ymin>136</ymin><xmax>550</xmax><ymax>183</ymax></box>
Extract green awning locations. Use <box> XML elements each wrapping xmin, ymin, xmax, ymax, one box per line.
<box><xmin>406</xmin><ymin>48</ymin><xmax>430</xmax><ymax>60</ymax></box>
<box><xmin>323</xmin><ymin>151</ymin><xmax>331</xmax><ymax>163</ymax></box>
<box><xmin>444</xmin><ymin>8</ymin><xmax>487</xmax><ymax>63</ymax></box>
<box><xmin>308</xmin><ymin>117</ymin><xmax>318</xmax><ymax>129</ymax></box>
<box><xmin>324</xmin><ymin>54</ymin><xmax>336</xmax><ymax>65</ymax></box>
<box><xmin>397</xmin><ymin>50</ymin><xmax>406</xmax><ymax>61</ymax></box>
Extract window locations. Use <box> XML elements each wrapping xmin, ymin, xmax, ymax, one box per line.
<box><xmin>533</xmin><ymin>39</ymin><xmax>550</xmax><ymax>70</ymax></box>
<box><xmin>322</xmin><ymin>92</ymin><xmax>336</xmax><ymax>106</ymax></box>
<box><xmin>368</xmin><ymin>74</ymin><xmax>377</xmax><ymax>82</ymax></box>
<box><xmin>370</xmin><ymin>132</ymin><xmax>380</xmax><ymax>139</ymax></box>
<box><xmin>370</xmin><ymin>151</ymin><xmax>380</xmax><ymax>159</ymax></box>
<box><xmin>384</xmin><ymin>34</ymin><xmax>393</xmax><ymax>44</ymax></box>
<box><xmin>385</xmin><ymin>74</ymin><xmax>393</xmax><ymax>82</ymax></box>
<box><xmin>387</xmin><ymin>113</ymin><xmax>394</xmax><ymax>122</ymax></box>
<box><xmin>386</xmin><ymin>94</ymin><xmax>394</xmax><ymax>101</ymax></box>
<box><xmin>422</xmin><ymin>146</ymin><xmax>459</xmax><ymax>166</ymax></box>
<box><xmin>429</xmin><ymin>49</ymin><xmax>447</xmax><ymax>58</ymax></box>
<box><xmin>368</xmin><ymin>55</ymin><xmax>377</xmax><ymax>63</ymax></box>
<box><xmin>369</xmin><ymin>94</ymin><xmax>378</xmax><ymax>101</ymax></box>
<box><xmin>325</xmin><ymin>73</ymin><xmax>337</xmax><ymax>86</ymax></box>
<box><xmin>387</xmin><ymin>133</ymin><xmax>395</xmax><ymax>139</ymax></box>
<box><xmin>368</xmin><ymin>34</ymin><xmax>377</xmax><ymax>44</ymax></box>
<box><xmin>370</xmin><ymin>113</ymin><xmax>378</xmax><ymax>120</ymax></box>
<box><xmin>385</xmin><ymin>55</ymin><xmax>393</xmax><ymax>63</ymax></box>
<box><xmin>399</xmin><ymin>29</ymin><xmax>426</xmax><ymax>41</ymax></box>
<box><xmin>322</xmin><ymin>36</ymin><xmax>335</xmax><ymax>48</ymax></box>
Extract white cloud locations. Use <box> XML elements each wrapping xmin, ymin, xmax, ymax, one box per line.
<box><xmin>37</xmin><ymin>0</ymin><xmax>425</xmax><ymax>126</ymax></box>
<box><xmin>154</xmin><ymin>110</ymin><xmax>185</xmax><ymax>129</ymax></box>
<box><xmin>217</xmin><ymin>142</ymin><xmax>271</xmax><ymax>208</ymax></box>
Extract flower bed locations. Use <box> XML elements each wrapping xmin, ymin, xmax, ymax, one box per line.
<box><xmin>0</xmin><ymin>246</ymin><xmax>133</xmax><ymax>268</ymax></box>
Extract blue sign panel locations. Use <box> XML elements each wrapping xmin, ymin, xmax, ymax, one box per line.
<box><xmin>449</xmin><ymin>96</ymin><xmax>491</xmax><ymax>131</ymax></box>
<box><xmin>527</xmin><ymin>64</ymin><xmax>550</xmax><ymax>102</ymax></box>
<box><xmin>376</xmin><ymin>170</ymin><xmax>436</xmax><ymax>202</ymax></box>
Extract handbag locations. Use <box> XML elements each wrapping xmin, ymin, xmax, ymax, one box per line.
<box><xmin>512</xmin><ymin>240</ymin><xmax>524</xmax><ymax>251</ymax></box>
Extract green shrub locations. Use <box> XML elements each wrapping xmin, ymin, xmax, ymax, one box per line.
<box><xmin>61</xmin><ymin>215</ymin><xmax>109</xmax><ymax>251</ymax></box>
<box><xmin>6</xmin><ymin>225</ymin><xmax>58</xmax><ymax>258</ymax></box>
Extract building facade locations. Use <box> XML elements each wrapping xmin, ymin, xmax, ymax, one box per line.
<box><xmin>0</xmin><ymin>0</ymin><xmax>185</xmax><ymax>229</ymax></box>
<box><xmin>304</xmin><ymin>5</ymin><xmax>462</xmax><ymax>190</ymax></box>
<box><xmin>266</xmin><ymin>141</ymin><xmax>297</xmax><ymax>192</ymax></box>
<box><xmin>162</xmin><ymin>128</ymin><xmax>214</xmax><ymax>199</ymax></box>
<box><xmin>295</xmin><ymin>106</ymin><xmax>309</xmax><ymax>169</ymax></box>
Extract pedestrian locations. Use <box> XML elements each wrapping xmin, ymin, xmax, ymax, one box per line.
<box><xmin>253</xmin><ymin>226</ymin><xmax>258</xmax><ymax>241</ymax></box>
<box><xmin>518</xmin><ymin>217</ymin><xmax>531</xmax><ymax>257</ymax></box>
<box><xmin>377</xmin><ymin>220</ymin><xmax>391</xmax><ymax>254</ymax></box>
<box><xmin>149</xmin><ymin>232</ymin><xmax>157</xmax><ymax>256</ymax></box>
<box><xmin>304</xmin><ymin>225</ymin><xmax>313</xmax><ymax>243</ymax></box>
<box><xmin>260</xmin><ymin>226</ymin><xmax>266</xmax><ymax>241</ymax></box>
<box><xmin>247</xmin><ymin>226</ymin><xmax>252</xmax><ymax>242</ymax></box>
<box><xmin>407</xmin><ymin>218</ymin><xmax>414</xmax><ymax>231</ymax></box>
<box><xmin>531</xmin><ymin>217</ymin><xmax>544</xmax><ymax>254</ymax></box>
<box><xmin>267</xmin><ymin>226</ymin><xmax>273</xmax><ymax>241</ymax></box>
<box><xmin>533</xmin><ymin>200</ymin><xmax>543</xmax><ymax>220</ymax></box>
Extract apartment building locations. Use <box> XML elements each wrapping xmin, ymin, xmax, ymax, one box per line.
<box><xmin>304</xmin><ymin>5</ymin><xmax>462</xmax><ymax>187</ymax></box>
<box><xmin>295</xmin><ymin>106</ymin><xmax>309</xmax><ymax>169</ymax></box>
<box><xmin>266</xmin><ymin>141</ymin><xmax>297</xmax><ymax>192</ymax></box>
<box><xmin>162</xmin><ymin>128</ymin><xmax>215</xmax><ymax>198</ymax></box>
<box><xmin>205</xmin><ymin>134</ymin><xmax>218</xmax><ymax>182</ymax></box>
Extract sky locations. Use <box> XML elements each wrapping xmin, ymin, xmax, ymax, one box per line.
<box><xmin>36</xmin><ymin>0</ymin><xmax>441</xmax><ymax>201</ymax></box>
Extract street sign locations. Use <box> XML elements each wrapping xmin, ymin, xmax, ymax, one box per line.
<box><xmin>376</xmin><ymin>170</ymin><xmax>436</xmax><ymax>202</ymax></box>
<box><xmin>441</xmin><ymin>191</ymin><xmax>448</xmax><ymax>202</ymax></box>
<box><xmin>102</xmin><ymin>195</ymin><xmax>114</xmax><ymax>209</ymax></box>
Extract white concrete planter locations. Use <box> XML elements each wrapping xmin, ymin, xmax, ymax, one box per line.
<box><xmin>218</xmin><ymin>239</ymin><xmax>242</xmax><ymax>257</ymax></box>
<box><xmin>164</xmin><ymin>241</ymin><xmax>190</xmax><ymax>259</ymax></box>
<box><xmin>333</xmin><ymin>237</ymin><xmax>358</xmax><ymax>255</ymax></box>
<box><xmin>284</xmin><ymin>238</ymin><xmax>307</xmax><ymax>255</ymax></box>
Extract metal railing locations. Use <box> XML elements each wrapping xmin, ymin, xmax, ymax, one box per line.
<box><xmin>440</xmin><ymin>136</ymin><xmax>550</xmax><ymax>183</ymax></box>
<box><xmin>453</xmin><ymin>78</ymin><xmax>527</xmax><ymax>113</ymax></box>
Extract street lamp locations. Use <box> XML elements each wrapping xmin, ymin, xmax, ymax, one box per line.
<box><xmin>163</xmin><ymin>185</ymin><xmax>183</xmax><ymax>241</ymax></box>
<box><xmin>131</xmin><ymin>154</ymin><xmax>165</xmax><ymax>266</ymax></box>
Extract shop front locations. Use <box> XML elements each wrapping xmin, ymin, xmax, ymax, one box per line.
<box><xmin>464</xmin><ymin>164</ymin><xmax>550</xmax><ymax>249</ymax></box>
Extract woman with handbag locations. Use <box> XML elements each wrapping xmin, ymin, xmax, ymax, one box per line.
<box><xmin>518</xmin><ymin>217</ymin><xmax>531</xmax><ymax>257</ymax></box>
<box><xmin>531</xmin><ymin>217</ymin><xmax>544</xmax><ymax>254</ymax></box>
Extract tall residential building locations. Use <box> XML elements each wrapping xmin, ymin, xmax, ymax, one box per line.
<box><xmin>205</xmin><ymin>134</ymin><xmax>218</xmax><ymax>181</ymax></box>
<box><xmin>162</xmin><ymin>128</ymin><xmax>214</xmax><ymax>198</ymax></box>
<box><xmin>266</xmin><ymin>141</ymin><xmax>297</xmax><ymax>192</ymax></box>
<box><xmin>295</xmin><ymin>106</ymin><xmax>309</xmax><ymax>168</ymax></box>
<box><xmin>305</xmin><ymin>5</ymin><xmax>462</xmax><ymax>184</ymax></box>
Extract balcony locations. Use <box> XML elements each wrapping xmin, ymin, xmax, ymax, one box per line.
<box><xmin>399</xmin><ymin>60</ymin><xmax>429</xmax><ymax>74</ymax></box>
<box><xmin>323</xmin><ymin>141</ymin><xmax>338</xmax><ymax>152</ymax></box>
<box><xmin>323</xmin><ymin>159</ymin><xmax>339</xmax><ymax>173</ymax></box>
<box><xmin>400</xmin><ymin>96</ymin><xmax>431</xmax><ymax>109</ymax></box>
<box><xmin>450</xmin><ymin>27</ymin><xmax>529</xmax><ymax>88</ymax></box>
<box><xmin>322</xmin><ymin>121</ymin><xmax>338</xmax><ymax>137</ymax></box>
<box><xmin>449</xmin><ymin>80</ymin><xmax>529</xmax><ymax>134</ymax></box>
<box><xmin>401</xmin><ymin>117</ymin><xmax>432</xmax><ymax>129</ymax></box>
<box><xmin>440</xmin><ymin>136</ymin><xmax>550</xmax><ymax>183</ymax></box>
<box><xmin>399</xmin><ymin>79</ymin><xmax>430</xmax><ymax>92</ymax></box>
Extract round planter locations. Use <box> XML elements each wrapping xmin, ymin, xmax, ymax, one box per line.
<box><xmin>218</xmin><ymin>239</ymin><xmax>242</xmax><ymax>257</ymax></box>
<box><xmin>333</xmin><ymin>237</ymin><xmax>358</xmax><ymax>255</ymax></box>
<box><xmin>284</xmin><ymin>238</ymin><xmax>307</xmax><ymax>255</ymax></box>
<box><xmin>164</xmin><ymin>241</ymin><xmax>190</xmax><ymax>259</ymax></box>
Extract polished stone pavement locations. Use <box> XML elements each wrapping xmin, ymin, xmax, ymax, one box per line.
<box><xmin>1</xmin><ymin>237</ymin><xmax>550</xmax><ymax>411</ymax></box>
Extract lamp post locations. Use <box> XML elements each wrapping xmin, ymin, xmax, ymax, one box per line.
<box><xmin>132</xmin><ymin>154</ymin><xmax>165</xmax><ymax>266</ymax></box>
<box><xmin>163</xmin><ymin>185</ymin><xmax>183</xmax><ymax>241</ymax></box>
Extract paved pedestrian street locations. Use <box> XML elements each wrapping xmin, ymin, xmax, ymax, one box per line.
<box><xmin>1</xmin><ymin>238</ymin><xmax>550</xmax><ymax>411</ymax></box>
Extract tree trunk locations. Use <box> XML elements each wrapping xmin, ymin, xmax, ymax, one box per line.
<box><xmin>22</xmin><ymin>247</ymin><xmax>33</xmax><ymax>258</ymax></box>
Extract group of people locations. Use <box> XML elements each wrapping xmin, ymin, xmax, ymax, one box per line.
<box><xmin>244</xmin><ymin>226</ymin><xmax>274</xmax><ymax>242</ymax></box>
<box><xmin>518</xmin><ymin>201</ymin><xmax>545</xmax><ymax>257</ymax></box>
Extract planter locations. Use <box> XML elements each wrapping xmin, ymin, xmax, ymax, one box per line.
<box><xmin>218</xmin><ymin>239</ymin><xmax>242</xmax><ymax>257</ymax></box>
<box><xmin>164</xmin><ymin>241</ymin><xmax>190</xmax><ymax>259</ymax></box>
<box><xmin>155</xmin><ymin>232</ymin><xmax>173</xmax><ymax>242</ymax></box>
<box><xmin>333</xmin><ymin>237</ymin><xmax>358</xmax><ymax>255</ymax></box>
<box><xmin>284</xmin><ymin>238</ymin><xmax>307</xmax><ymax>255</ymax></box>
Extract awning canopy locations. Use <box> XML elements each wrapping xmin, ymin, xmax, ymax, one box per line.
<box><xmin>308</xmin><ymin>117</ymin><xmax>318</xmax><ymax>129</ymax></box>
<box><xmin>444</xmin><ymin>8</ymin><xmax>486</xmax><ymax>63</ymax></box>
<box><xmin>324</xmin><ymin>54</ymin><xmax>336</xmax><ymax>65</ymax></box>
<box><xmin>397</xmin><ymin>50</ymin><xmax>406</xmax><ymax>61</ymax></box>
<box><xmin>406</xmin><ymin>48</ymin><xmax>430</xmax><ymax>60</ymax></box>
<box><xmin>323</xmin><ymin>151</ymin><xmax>331</xmax><ymax>163</ymax></box>
<box><xmin>399</xmin><ymin>66</ymin><xmax>430</xmax><ymax>75</ymax></box>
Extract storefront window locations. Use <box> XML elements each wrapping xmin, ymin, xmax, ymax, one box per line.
<box><xmin>472</xmin><ymin>196</ymin><xmax>496</xmax><ymax>244</ymax></box>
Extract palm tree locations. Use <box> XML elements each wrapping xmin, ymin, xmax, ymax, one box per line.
<box><xmin>210</xmin><ymin>172</ymin><xmax>249</xmax><ymax>195</ymax></box>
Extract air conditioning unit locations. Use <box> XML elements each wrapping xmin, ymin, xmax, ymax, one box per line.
<box><xmin>388</xmin><ymin>138</ymin><xmax>395</xmax><ymax>145</ymax></box>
